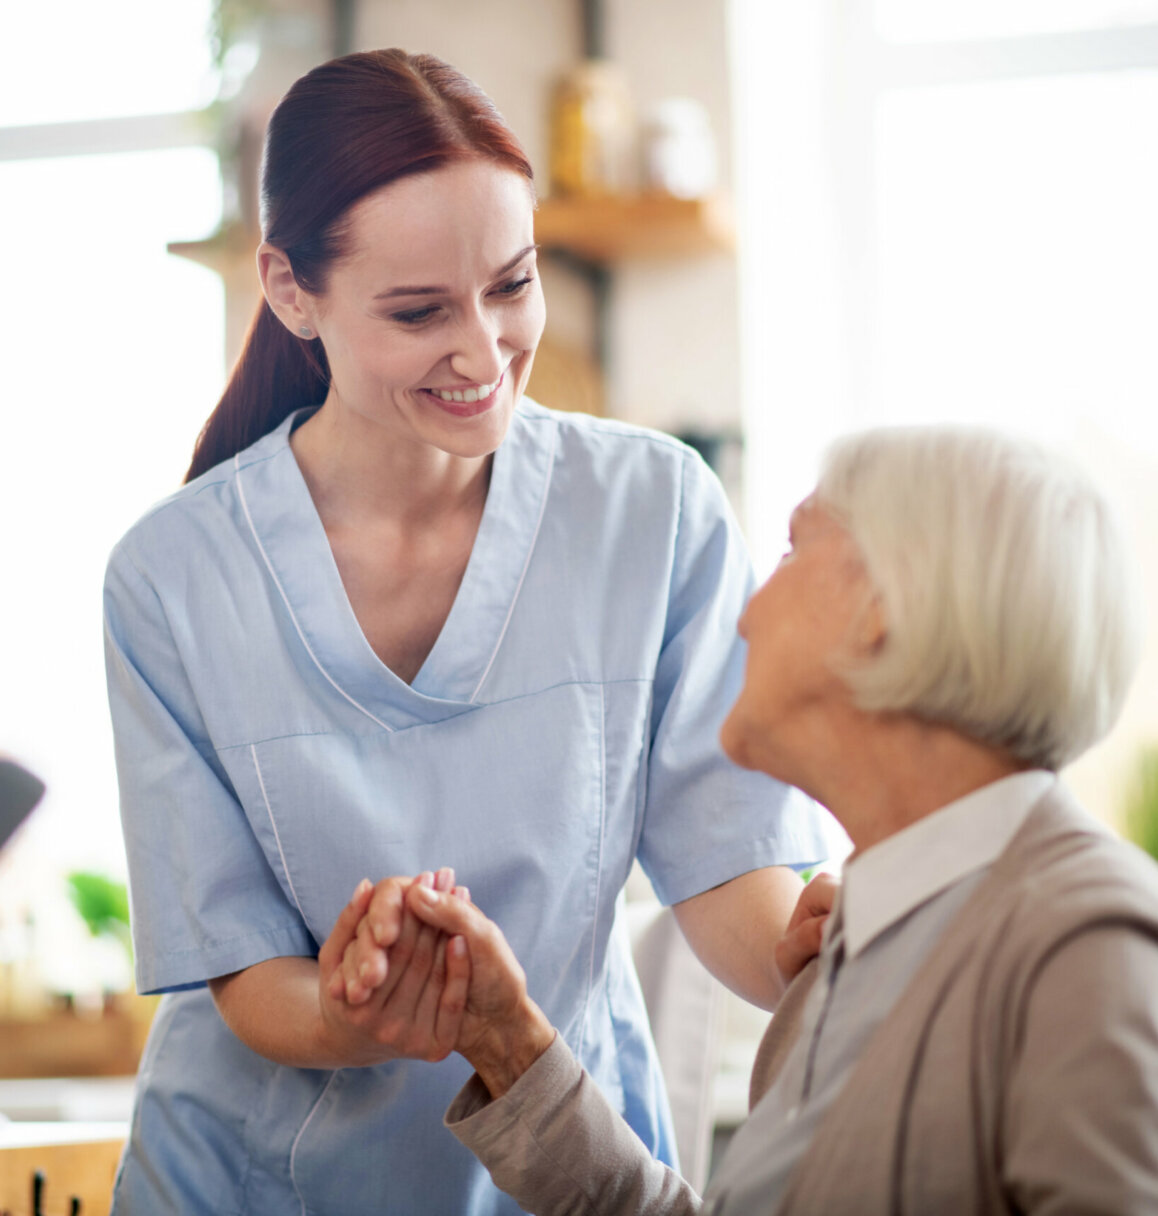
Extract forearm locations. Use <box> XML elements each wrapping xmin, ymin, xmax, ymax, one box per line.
<box><xmin>463</xmin><ymin>993</ymin><xmax>557</xmax><ymax>1099</ymax></box>
<box><xmin>448</xmin><ymin>1034</ymin><xmax>702</xmax><ymax>1216</ymax></box>
<box><xmin>672</xmin><ymin>865</ymin><xmax>803</xmax><ymax>1010</ymax></box>
<box><xmin>209</xmin><ymin>956</ymin><xmax>390</xmax><ymax>1069</ymax></box>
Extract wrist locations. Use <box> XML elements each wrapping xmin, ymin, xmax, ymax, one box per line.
<box><xmin>468</xmin><ymin>997</ymin><xmax>556</xmax><ymax>1098</ymax></box>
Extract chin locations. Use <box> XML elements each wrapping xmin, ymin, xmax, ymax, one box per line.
<box><xmin>430</xmin><ymin>401</ymin><xmax>515</xmax><ymax>459</ymax></box>
<box><xmin>720</xmin><ymin>713</ymin><xmax>756</xmax><ymax>772</ymax></box>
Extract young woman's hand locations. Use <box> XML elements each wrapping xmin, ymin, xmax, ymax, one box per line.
<box><xmin>315</xmin><ymin>868</ymin><xmax>468</xmax><ymax>1064</ymax></box>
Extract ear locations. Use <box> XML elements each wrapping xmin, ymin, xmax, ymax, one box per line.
<box><xmin>853</xmin><ymin>592</ymin><xmax>887</xmax><ymax>657</ymax></box>
<box><xmin>257</xmin><ymin>242</ymin><xmax>316</xmax><ymax>338</ymax></box>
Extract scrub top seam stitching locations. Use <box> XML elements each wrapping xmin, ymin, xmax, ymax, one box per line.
<box><xmin>142</xmin><ymin>924</ymin><xmax>314</xmax><ymax>962</ymax></box>
<box><xmin>469</xmin><ymin>419</ymin><xmax>559</xmax><ymax>703</ymax></box>
<box><xmin>520</xmin><ymin>403</ymin><xmax>691</xmax><ymax>455</ymax></box>
<box><xmin>289</xmin><ymin>1071</ymin><xmax>339</xmax><ymax>1216</ymax></box>
<box><xmin>577</xmin><ymin>682</ymin><xmax>609</xmax><ymax>1061</ymax></box>
<box><xmin>249</xmin><ymin>743</ymin><xmax>308</xmax><ymax>923</ymax></box>
<box><xmin>210</xmin><ymin>678</ymin><xmax>656</xmax><ymax>750</ymax></box>
<box><xmin>233</xmin><ymin>451</ymin><xmax>396</xmax><ymax>735</ymax></box>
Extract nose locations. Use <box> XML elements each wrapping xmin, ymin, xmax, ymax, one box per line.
<box><xmin>450</xmin><ymin>305</ymin><xmax>505</xmax><ymax>386</ymax></box>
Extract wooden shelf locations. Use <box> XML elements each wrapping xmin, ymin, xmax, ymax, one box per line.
<box><xmin>534</xmin><ymin>192</ymin><xmax>734</xmax><ymax>262</ymax></box>
<box><xmin>0</xmin><ymin>997</ymin><xmax>156</xmax><ymax>1080</ymax></box>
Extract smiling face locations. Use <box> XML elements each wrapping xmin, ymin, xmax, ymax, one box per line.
<box><xmin>720</xmin><ymin>496</ymin><xmax>881</xmax><ymax>787</ymax></box>
<box><xmin>292</xmin><ymin>158</ymin><xmax>546</xmax><ymax>460</ymax></box>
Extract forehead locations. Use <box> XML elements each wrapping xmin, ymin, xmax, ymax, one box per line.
<box><xmin>789</xmin><ymin>496</ymin><xmax>861</xmax><ymax>556</ymax></box>
<box><xmin>337</xmin><ymin>160</ymin><xmax>536</xmax><ymax>286</ymax></box>
<box><xmin>789</xmin><ymin>494</ymin><xmax>831</xmax><ymax>533</ymax></box>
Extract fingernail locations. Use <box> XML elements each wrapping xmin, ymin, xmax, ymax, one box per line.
<box><xmin>456</xmin><ymin>886</ymin><xmax>470</xmax><ymax>904</ymax></box>
<box><xmin>354</xmin><ymin>878</ymin><xmax>372</xmax><ymax>899</ymax></box>
<box><xmin>414</xmin><ymin>884</ymin><xmax>437</xmax><ymax>904</ymax></box>
<box><xmin>359</xmin><ymin>962</ymin><xmax>374</xmax><ymax>984</ymax></box>
<box><xmin>419</xmin><ymin>870</ymin><xmax>434</xmax><ymax>888</ymax></box>
<box><xmin>437</xmin><ymin>867</ymin><xmax>454</xmax><ymax>891</ymax></box>
<box><xmin>450</xmin><ymin>936</ymin><xmax>466</xmax><ymax>957</ymax></box>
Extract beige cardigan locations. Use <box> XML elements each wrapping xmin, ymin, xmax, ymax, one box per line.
<box><xmin>447</xmin><ymin>786</ymin><xmax>1158</xmax><ymax>1215</ymax></box>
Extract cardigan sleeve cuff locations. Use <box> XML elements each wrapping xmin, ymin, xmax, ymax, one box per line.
<box><xmin>444</xmin><ymin>1031</ymin><xmax>578</xmax><ymax>1152</ymax></box>
<box><xmin>445</xmin><ymin>1034</ymin><xmax>703</xmax><ymax>1216</ymax></box>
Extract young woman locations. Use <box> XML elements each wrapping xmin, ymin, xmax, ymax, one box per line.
<box><xmin>103</xmin><ymin>49</ymin><xmax>828</xmax><ymax>1214</ymax></box>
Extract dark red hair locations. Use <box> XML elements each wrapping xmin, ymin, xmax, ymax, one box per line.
<box><xmin>185</xmin><ymin>49</ymin><xmax>534</xmax><ymax>482</ymax></box>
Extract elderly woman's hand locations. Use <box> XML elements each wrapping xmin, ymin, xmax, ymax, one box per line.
<box><xmin>406</xmin><ymin>882</ymin><xmax>557</xmax><ymax>1097</ymax></box>
<box><xmin>774</xmin><ymin>872</ymin><xmax>839</xmax><ymax>990</ymax></box>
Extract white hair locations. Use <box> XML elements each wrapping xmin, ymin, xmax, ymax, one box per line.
<box><xmin>815</xmin><ymin>425</ymin><xmax>1145</xmax><ymax>770</ymax></box>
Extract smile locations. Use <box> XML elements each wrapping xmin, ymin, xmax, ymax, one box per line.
<box><xmin>429</xmin><ymin>373</ymin><xmax>503</xmax><ymax>404</ymax></box>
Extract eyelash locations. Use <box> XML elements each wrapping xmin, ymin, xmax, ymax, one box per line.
<box><xmin>389</xmin><ymin>274</ymin><xmax>536</xmax><ymax>326</ymax></box>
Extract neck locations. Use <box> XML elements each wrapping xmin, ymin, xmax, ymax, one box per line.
<box><xmin>290</xmin><ymin>402</ymin><xmax>491</xmax><ymax>528</ymax></box>
<box><xmin>800</xmin><ymin>714</ymin><xmax>1031</xmax><ymax>853</ymax></box>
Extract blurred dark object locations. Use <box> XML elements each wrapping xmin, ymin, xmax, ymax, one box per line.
<box><xmin>0</xmin><ymin>758</ymin><xmax>45</xmax><ymax>852</ymax></box>
<box><xmin>674</xmin><ymin>427</ymin><xmax>743</xmax><ymax>475</ymax></box>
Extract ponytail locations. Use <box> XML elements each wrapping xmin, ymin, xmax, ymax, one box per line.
<box><xmin>185</xmin><ymin>300</ymin><xmax>328</xmax><ymax>482</ymax></box>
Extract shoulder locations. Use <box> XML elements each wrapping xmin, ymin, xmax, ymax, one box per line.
<box><xmin>518</xmin><ymin>397</ymin><xmax>700</xmax><ymax>476</ymax></box>
<box><xmin>514</xmin><ymin>397</ymin><xmax>725</xmax><ymax>517</ymax></box>
<box><xmin>996</xmin><ymin>785</ymin><xmax>1158</xmax><ymax>957</ymax></box>
<box><xmin>107</xmin><ymin>421</ymin><xmax>291</xmax><ymax>581</ymax></box>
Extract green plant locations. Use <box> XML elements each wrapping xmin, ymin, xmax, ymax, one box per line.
<box><xmin>1123</xmin><ymin>745</ymin><xmax>1158</xmax><ymax>863</ymax></box>
<box><xmin>66</xmin><ymin>871</ymin><xmax>133</xmax><ymax>963</ymax></box>
<box><xmin>209</xmin><ymin>0</ymin><xmax>267</xmax><ymax>71</ymax></box>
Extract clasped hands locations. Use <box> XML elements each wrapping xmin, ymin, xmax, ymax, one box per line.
<box><xmin>316</xmin><ymin>867</ymin><xmax>838</xmax><ymax>1097</ymax></box>
<box><xmin>316</xmin><ymin>867</ymin><xmax>555</xmax><ymax>1095</ymax></box>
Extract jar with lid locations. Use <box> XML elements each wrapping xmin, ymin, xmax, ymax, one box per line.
<box><xmin>642</xmin><ymin>97</ymin><xmax>718</xmax><ymax>200</ymax></box>
<box><xmin>549</xmin><ymin>60</ymin><xmax>635</xmax><ymax>197</ymax></box>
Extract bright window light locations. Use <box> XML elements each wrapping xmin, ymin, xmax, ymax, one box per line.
<box><xmin>875</xmin><ymin>70</ymin><xmax>1158</xmax><ymax>457</ymax></box>
<box><xmin>1</xmin><ymin>0</ymin><xmax>222</xmax><ymax>984</ymax></box>
<box><xmin>733</xmin><ymin>0</ymin><xmax>1158</xmax><ymax>824</ymax></box>
<box><xmin>0</xmin><ymin>149</ymin><xmax>223</xmax><ymax>884</ymax></box>
<box><xmin>0</xmin><ymin>0</ymin><xmax>216</xmax><ymax>126</ymax></box>
<box><xmin>876</xmin><ymin>0</ymin><xmax>1158</xmax><ymax>44</ymax></box>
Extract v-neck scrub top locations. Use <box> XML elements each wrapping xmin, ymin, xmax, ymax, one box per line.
<box><xmin>103</xmin><ymin>399</ymin><xmax>827</xmax><ymax>1215</ymax></box>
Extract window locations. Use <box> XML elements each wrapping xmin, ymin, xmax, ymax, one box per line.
<box><xmin>0</xmin><ymin>0</ymin><xmax>221</xmax><ymax>992</ymax></box>
<box><xmin>731</xmin><ymin>0</ymin><xmax>1158</xmax><ymax>818</ymax></box>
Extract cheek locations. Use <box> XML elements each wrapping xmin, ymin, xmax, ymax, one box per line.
<box><xmin>513</xmin><ymin>288</ymin><xmax>547</xmax><ymax>351</ymax></box>
<box><xmin>362</xmin><ymin>334</ymin><xmax>439</xmax><ymax>386</ymax></box>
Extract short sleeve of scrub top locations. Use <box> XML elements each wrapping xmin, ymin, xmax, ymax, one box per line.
<box><xmin>103</xmin><ymin>399</ymin><xmax>831</xmax><ymax>1216</ymax></box>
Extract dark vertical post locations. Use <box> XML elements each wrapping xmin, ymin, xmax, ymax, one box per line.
<box><xmin>332</xmin><ymin>0</ymin><xmax>355</xmax><ymax>58</ymax></box>
<box><xmin>582</xmin><ymin>0</ymin><xmax>605</xmax><ymax>58</ymax></box>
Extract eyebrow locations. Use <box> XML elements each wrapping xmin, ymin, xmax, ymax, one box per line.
<box><xmin>373</xmin><ymin>245</ymin><xmax>539</xmax><ymax>300</ymax></box>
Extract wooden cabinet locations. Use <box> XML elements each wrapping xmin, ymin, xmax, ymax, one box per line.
<box><xmin>0</xmin><ymin>1125</ymin><xmax>124</xmax><ymax>1216</ymax></box>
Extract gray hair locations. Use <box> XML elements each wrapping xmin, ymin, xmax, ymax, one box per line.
<box><xmin>815</xmin><ymin>426</ymin><xmax>1144</xmax><ymax>770</ymax></box>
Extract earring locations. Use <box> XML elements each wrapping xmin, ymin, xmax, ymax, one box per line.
<box><xmin>298</xmin><ymin>325</ymin><xmax>313</xmax><ymax>338</ymax></box>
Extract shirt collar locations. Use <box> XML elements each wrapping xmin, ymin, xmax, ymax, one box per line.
<box><xmin>840</xmin><ymin>770</ymin><xmax>1056</xmax><ymax>960</ymax></box>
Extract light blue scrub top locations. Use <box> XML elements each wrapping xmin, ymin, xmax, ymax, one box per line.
<box><xmin>104</xmin><ymin>399</ymin><xmax>827</xmax><ymax>1215</ymax></box>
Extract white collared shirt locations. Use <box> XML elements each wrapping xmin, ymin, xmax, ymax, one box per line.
<box><xmin>705</xmin><ymin>770</ymin><xmax>1057</xmax><ymax>1215</ymax></box>
<box><xmin>841</xmin><ymin>769</ymin><xmax>1057</xmax><ymax>959</ymax></box>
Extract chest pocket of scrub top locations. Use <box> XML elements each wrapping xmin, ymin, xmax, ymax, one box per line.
<box><xmin>237</xmin><ymin>682</ymin><xmax>623</xmax><ymax>1002</ymax></box>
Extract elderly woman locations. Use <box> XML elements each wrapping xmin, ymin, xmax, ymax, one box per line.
<box><xmin>337</xmin><ymin>425</ymin><xmax>1158</xmax><ymax>1214</ymax></box>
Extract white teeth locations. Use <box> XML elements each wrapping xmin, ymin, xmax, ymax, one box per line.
<box><xmin>433</xmin><ymin>378</ymin><xmax>498</xmax><ymax>404</ymax></box>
